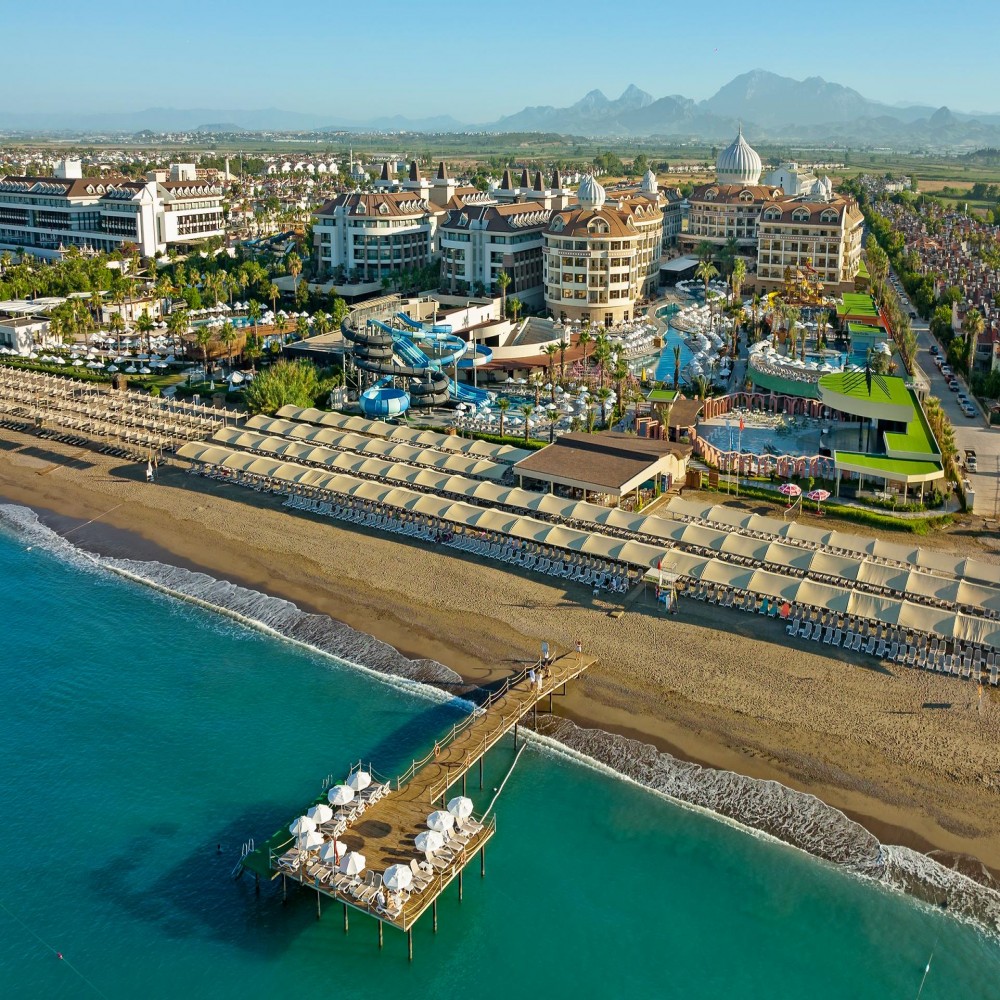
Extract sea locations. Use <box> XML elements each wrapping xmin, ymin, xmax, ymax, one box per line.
<box><xmin>1</xmin><ymin>504</ymin><xmax>999</xmax><ymax>999</ymax></box>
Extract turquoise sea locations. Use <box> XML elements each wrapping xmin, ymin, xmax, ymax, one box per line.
<box><xmin>1</xmin><ymin>510</ymin><xmax>999</xmax><ymax>999</ymax></box>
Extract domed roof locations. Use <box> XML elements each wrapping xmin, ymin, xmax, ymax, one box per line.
<box><xmin>577</xmin><ymin>173</ymin><xmax>606</xmax><ymax>210</ymax></box>
<box><xmin>640</xmin><ymin>168</ymin><xmax>657</xmax><ymax>194</ymax></box>
<box><xmin>716</xmin><ymin>126</ymin><xmax>762</xmax><ymax>185</ymax></box>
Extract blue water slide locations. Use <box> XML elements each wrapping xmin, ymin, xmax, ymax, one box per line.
<box><xmin>449</xmin><ymin>378</ymin><xmax>491</xmax><ymax>404</ymax></box>
<box><xmin>396</xmin><ymin>312</ymin><xmax>453</xmax><ymax>335</ymax></box>
<box><xmin>393</xmin><ymin>336</ymin><xmax>432</xmax><ymax>369</ymax></box>
<box><xmin>395</xmin><ymin>312</ymin><xmax>423</xmax><ymax>330</ymax></box>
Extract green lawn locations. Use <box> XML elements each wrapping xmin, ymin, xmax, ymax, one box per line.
<box><xmin>836</xmin><ymin>293</ymin><xmax>880</xmax><ymax>320</ymax></box>
<box><xmin>834</xmin><ymin>451</ymin><xmax>942</xmax><ymax>478</ymax></box>
<box><xmin>883</xmin><ymin>390</ymin><xmax>939</xmax><ymax>456</ymax></box>
<box><xmin>818</xmin><ymin>371</ymin><xmax>912</xmax><ymax>407</ymax></box>
<box><xmin>646</xmin><ymin>388</ymin><xmax>678</xmax><ymax>402</ymax></box>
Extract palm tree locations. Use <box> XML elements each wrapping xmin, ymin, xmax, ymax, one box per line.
<box><xmin>695</xmin><ymin>240</ymin><xmax>715</xmax><ymax>264</ymax></box>
<box><xmin>109</xmin><ymin>312</ymin><xmax>125</xmax><ymax>354</ymax></box>
<box><xmin>961</xmin><ymin>308</ymin><xmax>984</xmax><ymax>373</ymax></box>
<box><xmin>313</xmin><ymin>312</ymin><xmax>330</xmax><ymax>336</ymax></box>
<box><xmin>248</xmin><ymin>299</ymin><xmax>262</xmax><ymax>339</ymax></box>
<box><xmin>557</xmin><ymin>338</ymin><xmax>570</xmax><ymax>382</ymax></box>
<box><xmin>496</xmin><ymin>396</ymin><xmax>511</xmax><ymax>439</ymax></box>
<box><xmin>592</xmin><ymin>334</ymin><xmax>611</xmax><ymax>390</ymax></box>
<box><xmin>672</xmin><ymin>344</ymin><xmax>682</xmax><ymax>391</ymax></box>
<box><xmin>497</xmin><ymin>270</ymin><xmax>511</xmax><ymax>318</ymax></box>
<box><xmin>519</xmin><ymin>402</ymin><xmax>534</xmax><ymax>441</ymax></box>
<box><xmin>267</xmin><ymin>282</ymin><xmax>280</xmax><ymax>320</ymax></box>
<box><xmin>219</xmin><ymin>321</ymin><xmax>238</xmax><ymax>368</ymax></box>
<box><xmin>695</xmin><ymin>259</ymin><xmax>718</xmax><ymax>301</ymax></box>
<box><xmin>577</xmin><ymin>328</ymin><xmax>592</xmax><ymax>371</ymax></box>
<box><xmin>509</xmin><ymin>296</ymin><xmax>523</xmax><ymax>323</ymax></box>
<box><xmin>287</xmin><ymin>252</ymin><xmax>302</xmax><ymax>297</ymax></box>
<box><xmin>166</xmin><ymin>309</ymin><xmax>188</xmax><ymax>356</ymax></box>
<box><xmin>730</xmin><ymin>258</ymin><xmax>746</xmax><ymax>305</ymax></box>
<box><xmin>612</xmin><ymin>359</ymin><xmax>629</xmax><ymax>421</ymax></box>
<box><xmin>542</xmin><ymin>343</ymin><xmax>559</xmax><ymax>394</ymax></box>
<box><xmin>135</xmin><ymin>310</ymin><xmax>154</xmax><ymax>356</ymax></box>
<box><xmin>195</xmin><ymin>327</ymin><xmax>214</xmax><ymax>370</ymax></box>
<box><xmin>596</xmin><ymin>387</ymin><xmax>612</xmax><ymax>428</ymax></box>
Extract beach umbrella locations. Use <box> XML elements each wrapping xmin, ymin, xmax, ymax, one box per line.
<box><xmin>447</xmin><ymin>796</ymin><xmax>474</xmax><ymax>820</ymax></box>
<box><xmin>297</xmin><ymin>829</ymin><xmax>323</xmax><ymax>852</ymax></box>
<box><xmin>319</xmin><ymin>840</ymin><xmax>347</xmax><ymax>864</ymax></box>
<box><xmin>778</xmin><ymin>483</ymin><xmax>802</xmax><ymax>498</ymax></box>
<box><xmin>289</xmin><ymin>815</ymin><xmax>317</xmax><ymax>837</ymax></box>
<box><xmin>307</xmin><ymin>803</ymin><xmax>334</xmax><ymax>825</ymax></box>
<box><xmin>339</xmin><ymin>851</ymin><xmax>366</xmax><ymax>876</ymax></box>
<box><xmin>348</xmin><ymin>770</ymin><xmax>372</xmax><ymax>793</ymax></box>
<box><xmin>414</xmin><ymin>830</ymin><xmax>445</xmax><ymax>853</ymax></box>
<box><xmin>327</xmin><ymin>784</ymin><xmax>355</xmax><ymax>807</ymax></box>
<box><xmin>426</xmin><ymin>810</ymin><xmax>455</xmax><ymax>833</ymax></box>
<box><xmin>383</xmin><ymin>864</ymin><xmax>413</xmax><ymax>892</ymax></box>
<box><xmin>806</xmin><ymin>488</ymin><xmax>831</xmax><ymax>513</ymax></box>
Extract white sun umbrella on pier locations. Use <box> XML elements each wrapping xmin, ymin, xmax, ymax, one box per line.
<box><xmin>307</xmin><ymin>803</ymin><xmax>334</xmax><ymax>825</ymax></box>
<box><xmin>447</xmin><ymin>796</ymin><xmax>474</xmax><ymax>821</ymax></box>
<box><xmin>297</xmin><ymin>829</ymin><xmax>324</xmax><ymax>852</ymax></box>
<box><xmin>327</xmin><ymin>784</ymin><xmax>355</xmax><ymax>807</ymax></box>
<box><xmin>348</xmin><ymin>770</ymin><xmax>372</xmax><ymax>794</ymax></box>
<box><xmin>289</xmin><ymin>815</ymin><xmax>317</xmax><ymax>837</ymax></box>
<box><xmin>339</xmin><ymin>851</ymin><xmax>366</xmax><ymax>876</ymax></box>
<box><xmin>414</xmin><ymin>830</ymin><xmax>445</xmax><ymax>853</ymax></box>
<box><xmin>383</xmin><ymin>864</ymin><xmax>413</xmax><ymax>892</ymax></box>
<box><xmin>319</xmin><ymin>840</ymin><xmax>348</xmax><ymax>865</ymax></box>
<box><xmin>426</xmin><ymin>810</ymin><xmax>455</xmax><ymax>833</ymax></box>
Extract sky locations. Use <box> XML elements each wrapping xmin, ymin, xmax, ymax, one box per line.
<box><xmin>5</xmin><ymin>0</ymin><xmax>999</xmax><ymax>120</ymax></box>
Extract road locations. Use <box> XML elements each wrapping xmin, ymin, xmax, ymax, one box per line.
<box><xmin>891</xmin><ymin>276</ymin><xmax>1000</xmax><ymax>521</ymax></box>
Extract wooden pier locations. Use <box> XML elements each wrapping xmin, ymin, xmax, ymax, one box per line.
<box><xmin>241</xmin><ymin>650</ymin><xmax>594</xmax><ymax>957</ymax></box>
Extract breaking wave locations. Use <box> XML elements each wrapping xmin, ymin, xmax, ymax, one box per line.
<box><xmin>3</xmin><ymin>502</ymin><xmax>998</xmax><ymax>937</ymax></box>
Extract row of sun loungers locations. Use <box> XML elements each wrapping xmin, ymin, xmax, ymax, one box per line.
<box><xmin>679</xmin><ymin>579</ymin><xmax>998</xmax><ymax>686</ymax></box>
<box><xmin>283</xmin><ymin>493</ymin><xmax>634</xmax><ymax>594</ymax></box>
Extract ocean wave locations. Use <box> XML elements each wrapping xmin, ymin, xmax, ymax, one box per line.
<box><xmin>0</xmin><ymin>503</ymin><xmax>465</xmax><ymax>702</ymax></box>
<box><xmin>530</xmin><ymin>716</ymin><xmax>1000</xmax><ymax>936</ymax></box>
<box><xmin>3</xmin><ymin>502</ymin><xmax>998</xmax><ymax>937</ymax></box>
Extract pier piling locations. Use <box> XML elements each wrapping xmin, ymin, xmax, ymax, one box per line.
<box><xmin>378</xmin><ymin>920</ymin><xmax>383</xmax><ymax>949</ymax></box>
<box><xmin>282</xmin><ymin>875</ymin><xmax>287</xmax><ymax>903</ymax></box>
<box><xmin>343</xmin><ymin>903</ymin><xmax>349</xmax><ymax>933</ymax></box>
<box><xmin>459</xmin><ymin>870</ymin><xmax>463</xmax><ymax>901</ymax></box>
<box><xmin>316</xmin><ymin>889</ymin><xmax>322</xmax><ymax>920</ymax></box>
<box><xmin>480</xmin><ymin>846</ymin><xmax>486</xmax><ymax>878</ymax></box>
<box><xmin>433</xmin><ymin>900</ymin><xmax>438</xmax><ymax>933</ymax></box>
<box><xmin>479</xmin><ymin>756</ymin><xmax>483</xmax><ymax>789</ymax></box>
<box><xmin>408</xmin><ymin>929</ymin><xmax>413</xmax><ymax>961</ymax></box>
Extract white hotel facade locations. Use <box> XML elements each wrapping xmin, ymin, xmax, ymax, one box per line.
<box><xmin>0</xmin><ymin>159</ymin><xmax>225</xmax><ymax>258</ymax></box>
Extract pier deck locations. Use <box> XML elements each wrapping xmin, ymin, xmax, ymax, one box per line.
<box><xmin>243</xmin><ymin>651</ymin><xmax>594</xmax><ymax>939</ymax></box>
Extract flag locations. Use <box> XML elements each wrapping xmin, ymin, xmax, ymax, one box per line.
<box><xmin>739</xmin><ymin>416</ymin><xmax>744</xmax><ymax>433</ymax></box>
<box><xmin>657</xmin><ymin>557</ymin><xmax>663</xmax><ymax>589</ymax></box>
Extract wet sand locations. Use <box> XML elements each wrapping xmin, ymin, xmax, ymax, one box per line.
<box><xmin>2</xmin><ymin>428</ymin><xmax>999</xmax><ymax>878</ymax></box>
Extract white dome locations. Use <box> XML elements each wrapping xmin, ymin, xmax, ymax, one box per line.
<box><xmin>716</xmin><ymin>126</ymin><xmax>762</xmax><ymax>185</ymax></box>
<box><xmin>640</xmin><ymin>168</ymin><xmax>657</xmax><ymax>195</ymax></box>
<box><xmin>577</xmin><ymin>173</ymin><xmax>606</xmax><ymax>210</ymax></box>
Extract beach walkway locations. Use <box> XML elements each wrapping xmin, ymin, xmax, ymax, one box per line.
<box><xmin>241</xmin><ymin>651</ymin><xmax>594</xmax><ymax>956</ymax></box>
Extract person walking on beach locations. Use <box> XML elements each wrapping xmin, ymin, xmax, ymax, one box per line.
<box><xmin>145</xmin><ymin>460</ymin><xmax>154</xmax><ymax>484</ymax></box>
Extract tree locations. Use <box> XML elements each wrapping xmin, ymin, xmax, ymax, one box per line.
<box><xmin>592</xmin><ymin>334</ymin><xmax>611</xmax><ymax>391</ymax></box>
<box><xmin>730</xmin><ymin>258</ymin><xmax>746</xmax><ymax>304</ymax></box>
<box><xmin>243</xmin><ymin>359</ymin><xmax>330</xmax><ymax>415</ymax></box>
<box><xmin>695</xmin><ymin>259</ymin><xmax>718</xmax><ymax>300</ymax></box>
<box><xmin>672</xmin><ymin>345</ymin><xmax>682</xmax><ymax>391</ymax></box>
<box><xmin>496</xmin><ymin>270</ymin><xmax>511</xmax><ymax>318</ymax></box>
<box><xmin>508</xmin><ymin>296</ymin><xmax>523</xmax><ymax>322</ymax></box>
<box><xmin>195</xmin><ymin>327</ymin><xmax>214</xmax><ymax>369</ymax></box>
<box><xmin>542</xmin><ymin>342</ymin><xmax>559</xmax><ymax>394</ymax></box>
<box><xmin>496</xmin><ymin>396</ymin><xmax>511</xmax><ymax>439</ymax></box>
<box><xmin>219</xmin><ymin>321</ymin><xmax>239</xmax><ymax>367</ymax></box>
<box><xmin>248</xmin><ymin>299</ymin><xmax>262</xmax><ymax>339</ymax></box>
<box><xmin>596</xmin><ymin>387</ymin><xmax>612</xmax><ymax>428</ymax></box>
<box><xmin>557</xmin><ymin>338</ymin><xmax>570</xmax><ymax>383</ymax></box>
<box><xmin>577</xmin><ymin>328</ymin><xmax>592</xmax><ymax>371</ymax></box>
<box><xmin>135</xmin><ymin>310</ymin><xmax>154</xmax><ymax>356</ymax></box>
<box><xmin>961</xmin><ymin>308</ymin><xmax>984</xmax><ymax>374</ymax></box>
<box><xmin>295</xmin><ymin>315</ymin><xmax>310</xmax><ymax>341</ymax></box>
<box><xmin>267</xmin><ymin>282</ymin><xmax>280</xmax><ymax>318</ymax></box>
<box><xmin>109</xmin><ymin>312</ymin><xmax>126</xmax><ymax>354</ymax></box>
<box><xmin>166</xmin><ymin>309</ymin><xmax>189</xmax><ymax>355</ymax></box>
<box><xmin>243</xmin><ymin>332</ymin><xmax>263</xmax><ymax>369</ymax></box>
<box><xmin>695</xmin><ymin>240</ymin><xmax>716</xmax><ymax>264</ymax></box>
<box><xmin>519</xmin><ymin>402</ymin><xmax>534</xmax><ymax>441</ymax></box>
<box><xmin>287</xmin><ymin>252</ymin><xmax>302</xmax><ymax>296</ymax></box>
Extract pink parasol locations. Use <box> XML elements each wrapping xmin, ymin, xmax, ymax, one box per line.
<box><xmin>778</xmin><ymin>483</ymin><xmax>802</xmax><ymax>498</ymax></box>
<box><xmin>806</xmin><ymin>489</ymin><xmax>831</xmax><ymax>502</ymax></box>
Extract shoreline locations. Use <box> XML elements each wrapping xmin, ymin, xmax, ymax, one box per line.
<box><xmin>2</xmin><ymin>431</ymin><xmax>999</xmax><ymax>884</ymax></box>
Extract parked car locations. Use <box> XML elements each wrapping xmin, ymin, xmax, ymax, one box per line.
<box><xmin>941</xmin><ymin>364</ymin><xmax>952</xmax><ymax>376</ymax></box>
<box><xmin>963</xmin><ymin>406</ymin><xmax>977</xmax><ymax>418</ymax></box>
<box><xmin>965</xmin><ymin>449</ymin><xmax>978</xmax><ymax>471</ymax></box>
<box><xmin>929</xmin><ymin>344</ymin><xmax>939</xmax><ymax>356</ymax></box>
<box><xmin>948</xmin><ymin>381</ymin><xmax>960</xmax><ymax>391</ymax></box>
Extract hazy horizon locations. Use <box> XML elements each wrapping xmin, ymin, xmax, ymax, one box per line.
<box><xmin>5</xmin><ymin>0</ymin><xmax>999</xmax><ymax>122</ymax></box>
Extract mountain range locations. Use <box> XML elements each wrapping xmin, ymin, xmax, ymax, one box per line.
<box><xmin>3</xmin><ymin>71</ymin><xmax>1000</xmax><ymax>146</ymax></box>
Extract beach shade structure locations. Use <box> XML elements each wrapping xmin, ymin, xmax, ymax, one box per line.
<box><xmin>327</xmin><ymin>784</ymin><xmax>355</xmax><ymax>807</ymax></box>
<box><xmin>426</xmin><ymin>810</ymin><xmax>455</xmax><ymax>833</ymax></box>
<box><xmin>383</xmin><ymin>864</ymin><xmax>413</xmax><ymax>893</ymax></box>
<box><xmin>306</xmin><ymin>803</ymin><xmax>334</xmax><ymax>825</ymax></box>
<box><xmin>289</xmin><ymin>815</ymin><xmax>317</xmax><ymax>837</ymax></box>
<box><xmin>319</xmin><ymin>840</ymin><xmax>347</xmax><ymax>865</ymax></box>
<box><xmin>347</xmin><ymin>770</ymin><xmax>372</xmax><ymax>793</ymax></box>
<box><xmin>414</xmin><ymin>830</ymin><xmax>445</xmax><ymax>854</ymax></box>
<box><xmin>778</xmin><ymin>483</ymin><xmax>802</xmax><ymax>499</ymax></box>
<box><xmin>339</xmin><ymin>851</ymin><xmax>366</xmax><ymax>876</ymax></box>
<box><xmin>806</xmin><ymin>488</ymin><xmax>831</xmax><ymax>513</ymax></box>
<box><xmin>447</xmin><ymin>796</ymin><xmax>474</xmax><ymax>820</ymax></box>
<box><xmin>297</xmin><ymin>829</ymin><xmax>324</xmax><ymax>852</ymax></box>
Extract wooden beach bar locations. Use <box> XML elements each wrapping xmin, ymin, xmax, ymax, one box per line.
<box><xmin>240</xmin><ymin>651</ymin><xmax>594</xmax><ymax>958</ymax></box>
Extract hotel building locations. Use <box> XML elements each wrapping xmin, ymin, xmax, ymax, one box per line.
<box><xmin>0</xmin><ymin>159</ymin><xmax>224</xmax><ymax>258</ymax></box>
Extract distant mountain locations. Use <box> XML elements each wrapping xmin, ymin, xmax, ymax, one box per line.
<box><xmin>4</xmin><ymin>73</ymin><xmax>1000</xmax><ymax>146</ymax></box>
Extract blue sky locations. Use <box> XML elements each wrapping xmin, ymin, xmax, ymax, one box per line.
<box><xmin>6</xmin><ymin>0</ymin><xmax>998</xmax><ymax>119</ymax></box>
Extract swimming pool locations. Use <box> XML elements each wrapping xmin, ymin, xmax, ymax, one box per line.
<box><xmin>698</xmin><ymin>418</ymin><xmax>823</xmax><ymax>457</ymax></box>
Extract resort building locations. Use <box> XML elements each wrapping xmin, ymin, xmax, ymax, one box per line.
<box><xmin>439</xmin><ymin>202</ymin><xmax>551</xmax><ymax>307</ymax></box>
<box><xmin>755</xmin><ymin>195</ymin><xmax>864</xmax><ymax>290</ymax></box>
<box><xmin>542</xmin><ymin>172</ymin><xmax>666</xmax><ymax>326</ymax></box>
<box><xmin>0</xmin><ymin>159</ymin><xmax>225</xmax><ymax>258</ymax></box>
<box><xmin>681</xmin><ymin>130</ymin><xmax>863</xmax><ymax>291</ymax></box>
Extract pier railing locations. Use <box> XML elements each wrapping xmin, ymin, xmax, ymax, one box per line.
<box><xmin>392</xmin><ymin>660</ymin><xmax>541</xmax><ymax>790</ymax></box>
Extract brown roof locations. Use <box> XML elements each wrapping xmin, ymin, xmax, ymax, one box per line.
<box><xmin>513</xmin><ymin>432</ymin><xmax>691</xmax><ymax>491</ymax></box>
<box><xmin>545</xmin><ymin>206</ymin><xmax>638</xmax><ymax>239</ymax></box>
<box><xmin>0</xmin><ymin>174</ymin><xmax>145</xmax><ymax>199</ymax></box>
<box><xmin>758</xmin><ymin>195</ymin><xmax>859</xmax><ymax>225</ymax></box>
<box><xmin>442</xmin><ymin>202</ymin><xmax>550</xmax><ymax>234</ymax></box>
<box><xmin>689</xmin><ymin>183</ymin><xmax>783</xmax><ymax>204</ymax></box>
<box><xmin>316</xmin><ymin>190</ymin><xmax>430</xmax><ymax>218</ymax></box>
<box><xmin>665</xmin><ymin>398</ymin><xmax>703</xmax><ymax>429</ymax></box>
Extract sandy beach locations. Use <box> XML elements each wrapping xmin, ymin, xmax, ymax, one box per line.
<box><xmin>2</xmin><ymin>427</ymin><xmax>999</xmax><ymax>880</ymax></box>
